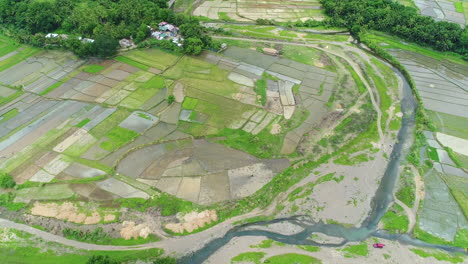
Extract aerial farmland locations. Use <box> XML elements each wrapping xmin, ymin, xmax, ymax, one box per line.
<box><xmin>0</xmin><ymin>0</ymin><xmax>467</xmax><ymax>263</ymax></box>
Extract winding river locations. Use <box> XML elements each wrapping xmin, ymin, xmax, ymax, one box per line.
<box><xmin>179</xmin><ymin>64</ymin><xmax>467</xmax><ymax>263</ymax></box>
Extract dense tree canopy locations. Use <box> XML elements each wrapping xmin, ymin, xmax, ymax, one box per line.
<box><xmin>0</xmin><ymin>0</ymin><xmax>209</xmax><ymax>57</ymax></box>
<box><xmin>320</xmin><ymin>0</ymin><xmax>468</xmax><ymax>57</ymax></box>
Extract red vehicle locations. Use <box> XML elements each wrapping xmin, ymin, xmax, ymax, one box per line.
<box><xmin>373</xmin><ymin>243</ymin><xmax>385</xmax><ymax>248</ymax></box>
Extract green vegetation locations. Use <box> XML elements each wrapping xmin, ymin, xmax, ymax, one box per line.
<box><xmin>264</xmin><ymin>253</ymin><xmax>322</xmax><ymax>264</ymax></box>
<box><xmin>0</xmin><ymin>108</ymin><xmax>18</xmax><ymax>124</ymax></box>
<box><xmin>231</xmin><ymin>252</ymin><xmax>265</xmax><ymax>264</ymax></box>
<box><xmin>381</xmin><ymin>203</ymin><xmax>409</xmax><ymax>233</ymax></box>
<box><xmin>76</xmin><ymin>118</ymin><xmax>91</xmax><ymax>128</ymax></box>
<box><xmin>0</xmin><ymin>172</ymin><xmax>16</xmax><ymax>188</ymax></box>
<box><xmin>63</xmin><ymin>227</ymin><xmax>159</xmax><ymax>246</ymax></box>
<box><xmin>413</xmin><ymin>225</ymin><xmax>468</xmax><ymax>248</ymax></box>
<box><xmin>363</xmin><ymin>33</ymin><xmax>466</xmax><ymax>64</ymax></box>
<box><xmin>0</xmin><ymin>47</ymin><xmax>40</xmax><ymax>72</ymax></box>
<box><xmin>39</xmin><ymin>81</ymin><xmax>63</xmax><ymax>95</ymax></box>
<box><xmin>341</xmin><ymin>242</ymin><xmax>369</xmax><ymax>258</ymax></box>
<box><xmin>343</xmin><ymin>63</ymin><xmax>366</xmax><ymax>94</ymax></box>
<box><xmin>250</xmin><ymin>239</ymin><xmax>285</xmax><ymax>248</ymax></box>
<box><xmin>83</xmin><ymin>65</ymin><xmax>105</xmax><ymax>74</ymax></box>
<box><xmin>115</xmin><ymin>56</ymin><xmax>150</xmax><ymax>71</ymax></box>
<box><xmin>443</xmin><ymin>174</ymin><xmax>468</xmax><ymax>219</ymax></box>
<box><xmin>454</xmin><ymin>2</ymin><xmax>463</xmax><ymax>13</ymax></box>
<box><xmin>100</xmin><ymin>126</ymin><xmax>139</xmax><ymax>151</ymax></box>
<box><xmin>182</xmin><ymin>97</ymin><xmax>199</xmax><ymax>110</ymax></box>
<box><xmin>254</xmin><ymin>79</ymin><xmax>267</xmax><ymax>105</ymax></box>
<box><xmin>322</xmin><ymin>0</ymin><xmax>468</xmax><ymax>58</ymax></box>
<box><xmin>410</xmin><ymin>249</ymin><xmax>464</xmax><ymax>263</ymax></box>
<box><xmin>0</xmin><ymin>229</ymin><xmax>167</xmax><ymax>264</ymax></box>
<box><xmin>117</xmin><ymin>192</ymin><xmax>196</xmax><ymax>216</ymax></box>
<box><xmin>297</xmin><ymin>245</ymin><xmax>320</xmax><ymax>252</ymax></box>
<box><xmin>0</xmin><ymin>192</ymin><xmax>26</xmax><ymax>211</ymax></box>
<box><xmin>218</xmin><ymin>12</ymin><xmax>233</xmax><ymax>22</ymax></box>
<box><xmin>396</xmin><ymin>167</ymin><xmax>415</xmax><ymax>208</ymax></box>
<box><xmin>233</xmin><ymin>215</ymin><xmax>275</xmax><ymax>225</ymax></box>
<box><xmin>0</xmin><ymin>89</ymin><xmax>23</xmax><ymax>107</ymax></box>
<box><xmin>89</xmin><ymin>109</ymin><xmax>131</xmax><ymax>138</ymax></box>
<box><xmin>141</xmin><ymin>76</ymin><xmax>166</xmax><ymax>89</ymax></box>
<box><xmin>167</xmin><ymin>95</ymin><xmax>175</xmax><ymax>104</ymax></box>
<box><xmin>427</xmin><ymin>111</ymin><xmax>468</xmax><ymax>140</ymax></box>
<box><xmin>426</xmin><ymin>146</ymin><xmax>439</xmax><ymax>162</ymax></box>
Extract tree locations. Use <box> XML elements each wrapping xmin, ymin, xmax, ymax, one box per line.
<box><xmin>0</xmin><ymin>172</ymin><xmax>15</xmax><ymax>189</ymax></box>
<box><xmin>154</xmin><ymin>257</ymin><xmax>177</xmax><ymax>264</ymax></box>
<box><xmin>86</xmin><ymin>255</ymin><xmax>118</xmax><ymax>264</ymax></box>
<box><xmin>135</xmin><ymin>24</ymin><xmax>150</xmax><ymax>43</ymax></box>
<box><xmin>92</xmin><ymin>34</ymin><xmax>119</xmax><ymax>58</ymax></box>
<box><xmin>183</xmin><ymin>38</ymin><xmax>203</xmax><ymax>55</ymax></box>
<box><xmin>167</xmin><ymin>95</ymin><xmax>175</xmax><ymax>104</ymax></box>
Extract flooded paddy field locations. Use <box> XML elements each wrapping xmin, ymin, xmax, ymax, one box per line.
<box><xmin>193</xmin><ymin>0</ymin><xmax>324</xmax><ymax>22</ymax></box>
<box><xmin>389</xmin><ymin>48</ymin><xmax>468</xmax><ymax>246</ymax></box>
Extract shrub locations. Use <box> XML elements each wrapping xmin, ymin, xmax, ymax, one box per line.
<box><xmin>0</xmin><ymin>172</ymin><xmax>16</xmax><ymax>188</ymax></box>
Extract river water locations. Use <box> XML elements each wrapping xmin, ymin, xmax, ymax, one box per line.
<box><xmin>178</xmin><ymin>64</ymin><xmax>466</xmax><ymax>264</ymax></box>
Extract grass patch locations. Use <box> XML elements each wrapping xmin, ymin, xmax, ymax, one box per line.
<box><xmin>83</xmin><ymin>64</ymin><xmax>105</xmax><ymax>74</ymax></box>
<box><xmin>344</xmin><ymin>63</ymin><xmax>366</xmax><ymax>94</ymax></box>
<box><xmin>364</xmin><ymin>32</ymin><xmax>466</xmax><ymax>64</ymax></box>
<box><xmin>75</xmin><ymin>118</ymin><xmax>90</xmax><ymax>128</ymax></box>
<box><xmin>0</xmin><ymin>47</ymin><xmax>40</xmax><ymax>72</ymax></box>
<box><xmin>116</xmin><ymin>192</ymin><xmax>197</xmax><ymax>216</ymax></box>
<box><xmin>341</xmin><ymin>242</ymin><xmax>369</xmax><ymax>258</ymax></box>
<box><xmin>454</xmin><ymin>2</ymin><xmax>463</xmax><ymax>13</ymax></box>
<box><xmin>89</xmin><ymin>108</ymin><xmax>131</xmax><ymax>138</ymax></box>
<box><xmin>0</xmin><ymin>193</ymin><xmax>27</xmax><ymax>211</ymax></box>
<box><xmin>264</xmin><ymin>253</ymin><xmax>322</xmax><ymax>264</ymax></box>
<box><xmin>0</xmin><ymin>108</ymin><xmax>18</xmax><ymax>124</ymax></box>
<box><xmin>182</xmin><ymin>97</ymin><xmax>199</xmax><ymax>110</ymax></box>
<box><xmin>231</xmin><ymin>252</ymin><xmax>265</xmax><ymax>264</ymax></box>
<box><xmin>233</xmin><ymin>215</ymin><xmax>275</xmax><ymax>225</ymax></box>
<box><xmin>426</xmin><ymin>146</ymin><xmax>439</xmax><ymax>162</ymax></box>
<box><xmin>121</xmin><ymin>48</ymin><xmax>180</xmax><ymax>70</ymax></box>
<box><xmin>410</xmin><ymin>249</ymin><xmax>464</xmax><ymax>263</ymax></box>
<box><xmin>380</xmin><ymin>203</ymin><xmax>409</xmax><ymax>234</ymax></box>
<box><xmin>297</xmin><ymin>245</ymin><xmax>320</xmax><ymax>252</ymax></box>
<box><xmin>250</xmin><ymin>239</ymin><xmax>285</xmax><ymax>248</ymax></box>
<box><xmin>115</xmin><ymin>56</ymin><xmax>150</xmax><ymax>71</ymax></box>
<box><xmin>100</xmin><ymin>126</ymin><xmax>139</xmax><ymax>151</ymax></box>
<box><xmin>0</xmin><ymin>90</ymin><xmax>23</xmax><ymax>107</ymax></box>
<box><xmin>218</xmin><ymin>12</ymin><xmax>233</xmax><ymax>21</ymax></box>
<box><xmin>427</xmin><ymin>110</ymin><xmax>468</xmax><ymax>140</ymax></box>
<box><xmin>254</xmin><ymin>79</ymin><xmax>267</xmax><ymax>105</ymax></box>
<box><xmin>395</xmin><ymin>166</ymin><xmax>415</xmax><ymax>207</ymax></box>
<box><xmin>63</xmin><ymin>227</ymin><xmax>159</xmax><ymax>246</ymax></box>
<box><xmin>39</xmin><ymin>81</ymin><xmax>63</xmax><ymax>95</ymax></box>
<box><xmin>141</xmin><ymin>75</ymin><xmax>166</xmax><ymax>89</ymax></box>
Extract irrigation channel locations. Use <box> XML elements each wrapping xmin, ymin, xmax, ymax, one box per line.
<box><xmin>178</xmin><ymin>66</ymin><xmax>467</xmax><ymax>263</ymax></box>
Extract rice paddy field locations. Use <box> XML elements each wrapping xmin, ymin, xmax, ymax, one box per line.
<box><xmin>379</xmin><ymin>35</ymin><xmax>468</xmax><ymax>245</ymax></box>
<box><xmin>193</xmin><ymin>0</ymin><xmax>324</xmax><ymax>22</ymax></box>
<box><xmin>0</xmin><ymin>36</ymin><xmax>351</xmax><ymax>213</ymax></box>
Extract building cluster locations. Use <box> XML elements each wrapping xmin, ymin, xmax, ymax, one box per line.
<box><xmin>149</xmin><ymin>22</ymin><xmax>183</xmax><ymax>47</ymax></box>
<box><xmin>45</xmin><ymin>33</ymin><xmax>94</xmax><ymax>44</ymax></box>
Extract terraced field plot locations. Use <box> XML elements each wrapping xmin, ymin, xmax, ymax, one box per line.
<box><xmin>390</xmin><ymin>47</ymin><xmax>468</xmax><ymax>244</ymax></box>
<box><xmin>414</xmin><ymin>0</ymin><xmax>467</xmax><ymax>25</ymax></box>
<box><xmin>0</xmin><ymin>43</ymin><xmax>343</xmax><ymax>210</ymax></box>
<box><xmin>391</xmin><ymin>50</ymin><xmax>468</xmax><ymax>118</ymax></box>
<box><xmin>193</xmin><ymin>0</ymin><xmax>324</xmax><ymax>22</ymax></box>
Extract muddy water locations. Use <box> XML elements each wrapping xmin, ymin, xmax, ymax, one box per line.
<box><xmin>178</xmin><ymin>67</ymin><xmax>465</xmax><ymax>264</ymax></box>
